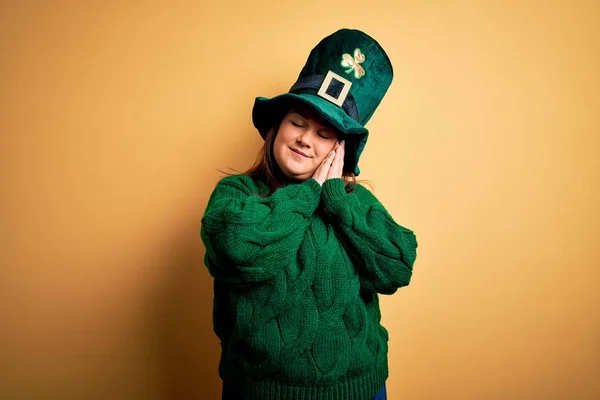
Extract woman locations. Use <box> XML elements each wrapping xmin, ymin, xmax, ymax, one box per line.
<box><xmin>201</xmin><ymin>28</ymin><xmax>418</xmax><ymax>400</ymax></box>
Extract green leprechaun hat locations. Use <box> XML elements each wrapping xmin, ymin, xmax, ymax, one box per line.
<box><xmin>252</xmin><ymin>28</ymin><xmax>394</xmax><ymax>176</ymax></box>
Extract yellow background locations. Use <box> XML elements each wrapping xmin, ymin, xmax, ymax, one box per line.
<box><xmin>1</xmin><ymin>1</ymin><xmax>599</xmax><ymax>399</ymax></box>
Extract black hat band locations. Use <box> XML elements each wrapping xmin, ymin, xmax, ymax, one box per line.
<box><xmin>289</xmin><ymin>74</ymin><xmax>360</xmax><ymax>122</ymax></box>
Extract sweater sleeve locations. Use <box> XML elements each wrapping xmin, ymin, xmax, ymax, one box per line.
<box><xmin>321</xmin><ymin>178</ymin><xmax>418</xmax><ymax>294</ymax></box>
<box><xmin>200</xmin><ymin>175</ymin><xmax>322</xmax><ymax>285</ymax></box>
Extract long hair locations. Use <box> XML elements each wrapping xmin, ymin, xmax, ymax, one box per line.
<box><xmin>221</xmin><ymin>121</ymin><xmax>365</xmax><ymax>196</ymax></box>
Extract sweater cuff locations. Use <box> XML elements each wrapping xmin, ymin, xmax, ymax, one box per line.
<box><xmin>322</xmin><ymin>178</ymin><xmax>348</xmax><ymax>204</ymax></box>
<box><xmin>299</xmin><ymin>178</ymin><xmax>324</xmax><ymax>210</ymax></box>
<box><xmin>304</xmin><ymin>177</ymin><xmax>323</xmax><ymax>195</ymax></box>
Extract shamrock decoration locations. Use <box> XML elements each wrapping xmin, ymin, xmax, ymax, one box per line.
<box><xmin>341</xmin><ymin>48</ymin><xmax>366</xmax><ymax>79</ymax></box>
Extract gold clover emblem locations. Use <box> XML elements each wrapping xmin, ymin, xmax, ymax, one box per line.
<box><xmin>341</xmin><ymin>48</ymin><xmax>366</xmax><ymax>79</ymax></box>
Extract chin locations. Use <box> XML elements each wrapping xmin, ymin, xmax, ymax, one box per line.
<box><xmin>274</xmin><ymin>153</ymin><xmax>314</xmax><ymax>181</ymax></box>
<box><xmin>281</xmin><ymin>165</ymin><xmax>312</xmax><ymax>181</ymax></box>
<box><xmin>284</xmin><ymin>171</ymin><xmax>311</xmax><ymax>181</ymax></box>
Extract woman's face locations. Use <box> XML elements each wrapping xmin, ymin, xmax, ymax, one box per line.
<box><xmin>273</xmin><ymin>108</ymin><xmax>340</xmax><ymax>181</ymax></box>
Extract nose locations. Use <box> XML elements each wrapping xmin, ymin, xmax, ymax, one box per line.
<box><xmin>296</xmin><ymin>129</ymin><xmax>314</xmax><ymax>147</ymax></box>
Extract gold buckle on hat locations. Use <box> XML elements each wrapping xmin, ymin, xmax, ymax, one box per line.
<box><xmin>317</xmin><ymin>70</ymin><xmax>352</xmax><ymax>107</ymax></box>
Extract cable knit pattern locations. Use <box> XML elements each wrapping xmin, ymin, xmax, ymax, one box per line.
<box><xmin>201</xmin><ymin>175</ymin><xmax>418</xmax><ymax>400</ymax></box>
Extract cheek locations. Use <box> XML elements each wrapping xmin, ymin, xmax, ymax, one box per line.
<box><xmin>272</xmin><ymin>140</ymin><xmax>284</xmax><ymax>162</ymax></box>
<box><xmin>273</xmin><ymin>133</ymin><xmax>286</xmax><ymax>153</ymax></box>
<box><xmin>315</xmin><ymin>143</ymin><xmax>333</xmax><ymax>162</ymax></box>
<box><xmin>276</xmin><ymin>125</ymin><xmax>295</xmax><ymax>143</ymax></box>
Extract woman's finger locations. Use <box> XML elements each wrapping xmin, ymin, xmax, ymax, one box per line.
<box><xmin>326</xmin><ymin>149</ymin><xmax>340</xmax><ymax>180</ymax></box>
<box><xmin>337</xmin><ymin>148</ymin><xmax>344</xmax><ymax>173</ymax></box>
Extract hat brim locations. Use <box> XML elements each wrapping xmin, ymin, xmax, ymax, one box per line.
<box><xmin>252</xmin><ymin>93</ymin><xmax>368</xmax><ymax>138</ymax></box>
<box><xmin>252</xmin><ymin>93</ymin><xmax>368</xmax><ymax>175</ymax></box>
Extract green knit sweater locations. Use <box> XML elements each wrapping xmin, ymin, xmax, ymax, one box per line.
<box><xmin>200</xmin><ymin>175</ymin><xmax>418</xmax><ymax>400</ymax></box>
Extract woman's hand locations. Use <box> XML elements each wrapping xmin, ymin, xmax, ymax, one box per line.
<box><xmin>327</xmin><ymin>140</ymin><xmax>345</xmax><ymax>181</ymax></box>
<box><xmin>312</xmin><ymin>140</ymin><xmax>345</xmax><ymax>186</ymax></box>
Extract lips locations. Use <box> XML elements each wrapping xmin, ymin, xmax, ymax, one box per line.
<box><xmin>291</xmin><ymin>148</ymin><xmax>309</xmax><ymax>158</ymax></box>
